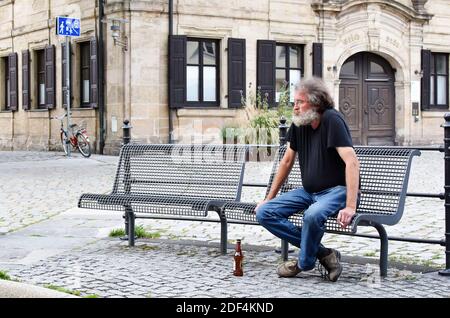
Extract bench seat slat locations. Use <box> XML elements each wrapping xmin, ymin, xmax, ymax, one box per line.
<box><xmin>79</xmin><ymin>193</ymin><xmax>217</xmax><ymax>217</ymax></box>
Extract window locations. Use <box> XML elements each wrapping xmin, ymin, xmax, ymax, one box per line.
<box><xmin>36</xmin><ymin>49</ymin><xmax>46</xmax><ymax>109</ymax></box>
<box><xmin>31</xmin><ymin>46</ymin><xmax>55</xmax><ymax>110</ymax></box>
<box><xmin>80</xmin><ymin>42</ymin><xmax>90</xmax><ymax>107</ymax></box>
<box><xmin>5</xmin><ymin>58</ymin><xmax>9</xmax><ymax>109</ymax></box>
<box><xmin>340</xmin><ymin>60</ymin><xmax>356</xmax><ymax>77</ymax></box>
<box><xmin>430</xmin><ymin>53</ymin><xmax>448</xmax><ymax>109</ymax></box>
<box><xmin>2</xmin><ymin>57</ymin><xmax>9</xmax><ymax>110</ymax></box>
<box><xmin>370</xmin><ymin>61</ymin><xmax>384</xmax><ymax>74</ymax></box>
<box><xmin>275</xmin><ymin>44</ymin><xmax>303</xmax><ymax>103</ymax></box>
<box><xmin>1</xmin><ymin>54</ymin><xmax>18</xmax><ymax>111</ymax></box>
<box><xmin>186</xmin><ymin>39</ymin><xmax>219</xmax><ymax>106</ymax></box>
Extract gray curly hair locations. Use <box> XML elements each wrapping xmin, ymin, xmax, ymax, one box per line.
<box><xmin>295</xmin><ymin>77</ymin><xmax>334</xmax><ymax>114</ymax></box>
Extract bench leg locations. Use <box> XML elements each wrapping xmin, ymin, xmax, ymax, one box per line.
<box><xmin>127</xmin><ymin>208</ymin><xmax>135</xmax><ymax>247</ymax></box>
<box><xmin>123</xmin><ymin>212</ymin><xmax>129</xmax><ymax>236</ymax></box>
<box><xmin>220</xmin><ymin>215</ymin><xmax>228</xmax><ymax>255</ymax></box>
<box><xmin>213</xmin><ymin>209</ymin><xmax>228</xmax><ymax>255</ymax></box>
<box><xmin>281</xmin><ymin>240</ymin><xmax>289</xmax><ymax>261</ymax></box>
<box><xmin>373</xmin><ymin>223</ymin><xmax>388</xmax><ymax>277</ymax></box>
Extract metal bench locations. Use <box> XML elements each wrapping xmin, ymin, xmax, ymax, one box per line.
<box><xmin>217</xmin><ymin>145</ymin><xmax>421</xmax><ymax>276</ymax></box>
<box><xmin>78</xmin><ymin>143</ymin><xmax>419</xmax><ymax>276</ymax></box>
<box><xmin>78</xmin><ymin>144</ymin><xmax>247</xmax><ymax>247</ymax></box>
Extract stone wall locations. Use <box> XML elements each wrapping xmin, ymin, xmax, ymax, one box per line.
<box><xmin>0</xmin><ymin>0</ymin><xmax>98</xmax><ymax>152</ymax></box>
<box><xmin>0</xmin><ymin>0</ymin><xmax>448</xmax><ymax>153</ymax></box>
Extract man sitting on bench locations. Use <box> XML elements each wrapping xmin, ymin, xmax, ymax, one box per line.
<box><xmin>255</xmin><ymin>77</ymin><xmax>360</xmax><ymax>282</ymax></box>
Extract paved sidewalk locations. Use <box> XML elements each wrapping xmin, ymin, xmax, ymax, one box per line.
<box><xmin>0</xmin><ymin>209</ymin><xmax>448</xmax><ymax>298</ymax></box>
<box><xmin>0</xmin><ymin>150</ymin><xmax>449</xmax><ymax>298</ymax></box>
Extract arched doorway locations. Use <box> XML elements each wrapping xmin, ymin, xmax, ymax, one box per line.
<box><xmin>339</xmin><ymin>52</ymin><xmax>396</xmax><ymax>145</ymax></box>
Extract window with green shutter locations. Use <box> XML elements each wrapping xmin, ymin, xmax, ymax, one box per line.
<box><xmin>2</xmin><ymin>57</ymin><xmax>9</xmax><ymax>110</ymax></box>
<box><xmin>80</xmin><ymin>42</ymin><xmax>91</xmax><ymax>107</ymax></box>
<box><xmin>36</xmin><ymin>49</ymin><xmax>46</xmax><ymax>109</ymax></box>
<box><xmin>429</xmin><ymin>53</ymin><xmax>449</xmax><ymax>110</ymax></box>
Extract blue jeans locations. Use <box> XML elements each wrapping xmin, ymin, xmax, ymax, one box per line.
<box><xmin>256</xmin><ymin>185</ymin><xmax>347</xmax><ymax>271</ymax></box>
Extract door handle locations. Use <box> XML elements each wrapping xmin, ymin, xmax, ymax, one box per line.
<box><xmin>364</xmin><ymin>106</ymin><xmax>369</xmax><ymax>114</ymax></box>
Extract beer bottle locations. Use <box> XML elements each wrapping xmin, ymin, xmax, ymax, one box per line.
<box><xmin>233</xmin><ymin>239</ymin><xmax>243</xmax><ymax>276</ymax></box>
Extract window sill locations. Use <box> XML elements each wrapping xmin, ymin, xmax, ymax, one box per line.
<box><xmin>68</xmin><ymin>107</ymin><xmax>97</xmax><ymax>119</ymax></box>
<box><xmin>0</xmin><ymin>111</ymin><xmax>13</xmax><ymax>118</ymax></box>
<box><xmin>177</xmin><ymin>108</ymin><xmax>238</xmax><ymax>118</ymax></box>
<box><xmin>27</xmin><ymin>109</ymin><xmax>49</xmax><ymax>119</ymax></box>
<box><xmin>422</xmin><ymin>110</ymin><xmax>449</xmax><ymax>118</ymax></box>
<box><xmin>64</xmin><ymin>106</ymin><xmax>95</xmax><ymax>110</ymax></box>
<box><xmin>181</xmin><ymin>103</ymin><xmax>221</xmax><ymax>108</ymax></box>
<box><xmin>28</xmin><ymin>109</ymin><xmax>49</xmax><ymax>112</ymax></box>
<box><xmin>70</xmin><ymin>107</ymin><xmax>96</xmax><ymax>110</ymax></box>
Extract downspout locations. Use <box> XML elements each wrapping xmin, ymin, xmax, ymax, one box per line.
<box><xmin>11</xmin><ymin>0</ymin><xmax>15</xmax><ymax>151</ymax></box>
<box><xmin>168</xmin><ymin>0</ymin><xmax>174</xmax><ymax>143</ymax></box>
<box><xmin>98</xmin><ymin>0</ymin><xmax>105</xmax><ymax>154</ymax></box>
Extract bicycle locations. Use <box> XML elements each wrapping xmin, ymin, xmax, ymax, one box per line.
<box><xmin>51</xmin><ymin>113</ymin><xmax>91</xmax><ymax>158</ymax></box>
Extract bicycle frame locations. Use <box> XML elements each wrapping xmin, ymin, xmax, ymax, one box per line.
<box><xmin>52</xmin><ymin>113</ymin><xmax>91</xmax><ymax>157</ymax></box>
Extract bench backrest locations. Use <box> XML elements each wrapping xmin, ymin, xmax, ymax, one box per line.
<box><xmin>268</xmin><ymin>145</ymin><xmax>420</xmax><ymax>228</ymax></box>
<box><xmin>113</xmin><ymin>144</ymin><xmax>247</xmax><ymax>201</ymax></box>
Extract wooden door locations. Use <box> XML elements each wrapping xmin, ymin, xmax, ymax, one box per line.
<box><xmin>339</xmin><ymin>53</ymin><xmax>395</xmax><ymax>145</ymax></box>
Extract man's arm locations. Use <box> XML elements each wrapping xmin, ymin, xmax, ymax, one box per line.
<box><xmin>255</xmin><ymin>145</ymin><xmax>296</xmax><ymax>211</ymax></box>
<box><xmin>336</xmin><ymin>147</ymin><xmax>360</xmax><ymax>228</ymax></box>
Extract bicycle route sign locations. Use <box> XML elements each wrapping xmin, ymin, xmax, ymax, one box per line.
<box><xmin>56</xmin><ymin>16</ymin><xmax>81</xmax><ymax>37</ymax></box>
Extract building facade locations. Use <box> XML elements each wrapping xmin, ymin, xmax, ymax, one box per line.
<box><xmin>0</xmin><ymin>0</ymin><xmax>447</xmax><ymax>154</ymax></box>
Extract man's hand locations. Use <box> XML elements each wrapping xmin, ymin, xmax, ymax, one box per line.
<box><xmin>336</xmin><ymin>207</ymin><xmax>356</xmax><ymax>229</ymax></box>
<box><xmin>254</xmin><ymin>199</ymin><xmax>269</xmax><ymax>213</ymax></box>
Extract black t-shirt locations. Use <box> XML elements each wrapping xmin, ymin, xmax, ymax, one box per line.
<box><xmin>286</xmin><ymin>108</ymin><xmax>353</xmax><ymax>193</ymax></box>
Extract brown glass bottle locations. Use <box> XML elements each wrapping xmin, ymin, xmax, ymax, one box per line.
<box><xmin>233</xmin><ymin>239</ymin><xmax>243</xmax><ymax>276</ymax></box>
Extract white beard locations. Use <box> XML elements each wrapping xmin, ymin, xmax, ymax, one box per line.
<box><xmin>292</xmin><ymin>109</ymin><xmax>320</xmax><ymax>127</ymax></box>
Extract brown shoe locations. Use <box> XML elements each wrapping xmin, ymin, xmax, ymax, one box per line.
<box><xmin>318</xmin><ymin>249</ymin><xmax>342</xmax><ymax>282</ymax></box>
<box><xmin>276</xmin><ymin>259</ymin><xmax>302</xmax><ymax>277</ymax></box>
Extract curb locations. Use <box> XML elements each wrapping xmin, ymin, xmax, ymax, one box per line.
<box><xmin>0</xmin><ymin>280</ymin><xmax>79</xmax><ymax>298</ymax></box>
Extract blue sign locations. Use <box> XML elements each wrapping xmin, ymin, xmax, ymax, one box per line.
<box><xmin>56</xmin><ymin>17</ymin><xmax>80</xmax><ymax>37</ymax></box>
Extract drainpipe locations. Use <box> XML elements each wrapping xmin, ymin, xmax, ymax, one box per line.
<box><xmin>168</xmin><ymin>0</ymin><xmax>174</xmax><ymax>143</ymax></box>
<box><xmin>98</xmin><ymin>0</ymin><xmax>106</xmax><ymax>154</ymax></box>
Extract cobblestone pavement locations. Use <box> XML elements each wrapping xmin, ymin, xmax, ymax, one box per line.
<box><xmin>0</xmin><ymin>149</ymin><xmax>449</xmax><ymax>298</ymax></box>
<box><xmin>4</xmin><ymin>239</ymin><xmax>449</xmax><ymax>298</ymax></box>
<box><xmin>0</xmin><ymin>150</ymin><xmax>446</xmax><ymax>266</ymax></box>
<box><xmin>0</xmin><ymin>151</ymin><xmax>116</xmax><ymax>234</ymax></box>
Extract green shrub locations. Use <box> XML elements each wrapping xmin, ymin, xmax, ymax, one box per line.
<box><xmin>243</xmin><ymin>82</ymin><xmax>292</xmax><ymax>145</ymax></box>
<box><xmin>109</xmin><ymin>225</ymin><xmax>161</xmax><ymax>239</ymax></box>
<box><xmin>0</xmin><ymin>271</ymin><xmax>11</xmax><ymax>281</ymax></box>
<box><xmin>221</xmin><ymin>82</ymin><xmax>293</xmax><ymax>151</ymax></box>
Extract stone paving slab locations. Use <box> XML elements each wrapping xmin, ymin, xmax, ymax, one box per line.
<box><xmin>3</xmin><ymin>238</ymin><xmax>449</xmax><ymax>298</ymax></box>
<box><xmin>0</xmin><ymin>209</ymin><xmax>122</xmax><ymax>266</ymax></box>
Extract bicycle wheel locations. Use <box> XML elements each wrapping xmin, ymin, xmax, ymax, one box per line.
<box><xmin>60</xmin><ymin>131</ymin><xmax>69</xmax><ymax>155</ymax></box>
<box><xmin>76</xmin><ymin>133</ymin><xmax>91</xmax><ymax>158</ymax></box>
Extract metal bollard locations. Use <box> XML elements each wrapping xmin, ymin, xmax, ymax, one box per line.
<box><xmin>122</xmin><ymin>119</ymin><xmax>132</xmax><ymax>145</ymax></box>
<box><xmin>279</xmin><ymin>116</ymin><xmax>291</xmax><ymax>261</ymax></box>
<box><xmin>439</xmin><ymin>113</ymin><xmax>450</xmax><ymax>276</ymax></box>
<box><xmin>121</xmin><ymin>119</ymin><xmax>133</xmax><ymax>242</ymax></box>
<box><xmin>279</xmin><ymin>116</ymin><xmax>288</xmax><ymax>146</ymax></box>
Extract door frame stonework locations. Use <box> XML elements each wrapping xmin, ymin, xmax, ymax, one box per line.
<box><xmin>314</xmin><ymin>0</ymin><xmax>433</xmax><ymax>145</ymax></box>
